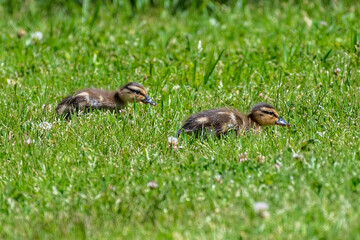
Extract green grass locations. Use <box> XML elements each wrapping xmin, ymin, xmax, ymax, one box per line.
<box><xmin>0</xmin><ymin>0</ymin><xmax>360</xmax><ymax>239</ymax></box>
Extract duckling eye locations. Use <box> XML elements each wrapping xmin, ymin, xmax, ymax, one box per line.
<box><xmin>263</xmin><ymin>110</ymin><xmax>276</xmax><ymax>117</ymax></box>
<box><xmin>136</xmin><ymin>90</ymin><xmax>141</xmax><ymax>94</ymax></box>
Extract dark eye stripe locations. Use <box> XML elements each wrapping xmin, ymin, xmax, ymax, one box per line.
<box><xmin>128</xmin><ymin>88</ymin><xmax>145</xmax><ymax>96</ymax></box>
<box><xmin>262</xmin><ymin>110</ymin><xmax>277</xmax><ymax>117</ymax></box>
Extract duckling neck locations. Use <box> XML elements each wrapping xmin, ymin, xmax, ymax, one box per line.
<box><xmin>247</xmin><ymin>114</ymin><xmax>262</xmax><ymax>131</ymax></box>
<box><xmin>113</xmin><ymin>91</ymin><xmax>128</xmax><ymax>108</ymax></box>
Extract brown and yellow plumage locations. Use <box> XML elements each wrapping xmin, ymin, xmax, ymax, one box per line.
<box><xmin>177</xmin><ymin>103</ymin><xmax>290</xmax><ymax>137</ymax></box>
<box><xmin>55</xmin><ymin>82</ymin><xmax>156</xmax><ymax>118</ymax></box>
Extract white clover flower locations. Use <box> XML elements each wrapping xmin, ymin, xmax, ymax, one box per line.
<box><xmin>31</xmin><ymin>31</ymin><xmax>43</xmax><ymax>41</ymax></box>
<box><xmin>147</xmin><ymin>181</ymin><xmax>158</xmax><ymax>189</ymax></box>
<box><xmin>239</xmin><ymin>152</ymin><xmax>248</xmax><ymax>162</ymax></box>
<box><xmin>292</xmin><ymin>153</ymin><xmax>304</xmax><ymax>160</ymax></box>
<box><xmin>168</xmin><ymin>136</ymin><xmax>178</xmax><ymax>145</ymax></box>
<box><xmin>167</xmin><ymin>136</ymin><xmax>183</xmax><ymax>150</ymax></box>
<box><xmin>42</xmin><ymin>104</ymin><xmax>52</xmax><ymax>112</ymax></box>
<box><xmin>39</xmin><ymin>121</ymin><xmax>52</xmax><ymax>131</ymax></box>
<box><xmin>25</xmin><ymin>138</ymin><xmax>35</xmax><ymax>145</ymax></box>
<box><xmin>253</xmin><ymin>202</ymin><xmax>270</xmax><ymax>218</ymax></box>
<box><xmin>167</xmin><ymin>136</ymin><xmax>179</xmax><ymax>150</ymax></box>
<box><xmin>334</xmin><ymin>68</ymin><xmax>341</xmax><ymax>76</ymax></box>
<box><xmin>257</xmin><ymin>154</ymin><xmax>265</xmax><ymax>163</ymax></box>
<box><xmin>172</xmin><ymin>85</ymin><xmax>180</xmax><ymax>90</ymax></box>
<box><xmin>214</xmin><ymin>174</ymin><xmax>222</xmax><ymax>183</ymax></box>
<box><xmin>253</xmin><ymin>202</ymin><xmax>268</xmax><ymax>212</ymax></box>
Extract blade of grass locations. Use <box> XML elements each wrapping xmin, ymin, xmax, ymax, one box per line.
<box><xmin>203</xmin><ymin>49</ymin><xmax>225</xmax><ymax>85</ymax></box>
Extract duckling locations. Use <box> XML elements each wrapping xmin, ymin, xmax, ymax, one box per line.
<box><xmin>56</xmin><ymin>82</ymin><xmax>156</xmax><ymax>118</ymax></box>
<box><xmin>177</xmin><ymin>103</ymin><xmax>290</xmax><ymax>137</ymax></box>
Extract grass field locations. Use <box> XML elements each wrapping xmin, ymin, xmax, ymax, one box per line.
<box><xmin>0</xmin><ymin>0</ymin><xmax>360</xmax><ymax>239</ymax></box>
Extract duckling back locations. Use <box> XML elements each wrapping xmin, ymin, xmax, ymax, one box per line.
<box><xmin>177</xmin><ymin>108</ymin><xmax>248</xmax><ymax>136</ymax></box>
<box><xmin>55</xmin><ymin>89</ymin><xmax>122</xmax><ymax>118</ymax></box>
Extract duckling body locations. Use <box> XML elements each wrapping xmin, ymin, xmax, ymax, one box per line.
<box><xmin>177</xmin><ymin>103</ymin><xmax>289</xmax><ymax>137</ymax></box>
<box><xmin>177</xmin><ymin>108</ymin><xmax>255</xmax><ymax>136</ymax></box>
<box><xmin>56</xmin><ymin>82</ymin><xmax>156</xmax><ymax>118</ymax></box>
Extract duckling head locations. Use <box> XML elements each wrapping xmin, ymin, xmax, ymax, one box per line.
<box><xmin>117</xmin><ymin>82</ymin><xmax>157</xmax><ymax>106</ymax></box>
<box><xmin>248</xmin><ymin>103</ymin><xmax>290</xmax><ymax>127</ymax></box>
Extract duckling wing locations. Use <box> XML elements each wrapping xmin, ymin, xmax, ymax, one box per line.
<box><xmin>56</xmin><ymin>91</ymin><xmax>99</xmax><ymax>118</ymax></box>
<box><xmin>178</xmin><ymin>109</ymin><xmax>239</xmax><ymax>136</ymax></box>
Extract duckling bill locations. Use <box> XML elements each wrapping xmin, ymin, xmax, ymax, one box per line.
<box><xmin>177</xmin><ymin>103</ymin><xmax>290</xmax><ymax>137</ymax></box>
<box><xmin>56</xmin><ymin>82</ymin><xmax>156</xmax><ymax>118</ymax></box>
